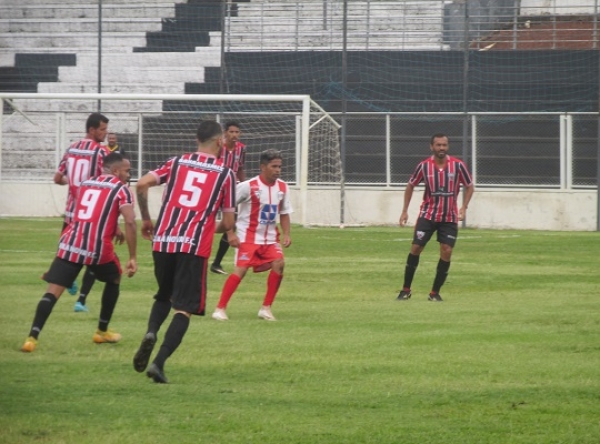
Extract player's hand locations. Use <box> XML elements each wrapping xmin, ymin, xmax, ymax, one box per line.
<box><xmin>399</xmin><ymin>211</ymin><xmax>409</xmax><ymax>227</ymax></box>
<box><xmin>141</xmin><ymin>220</ymin><xmax>154</xmax><ymax>241</ymax></box>
<box><xmin>126</xmin><ymin>259</ymin><xmax>138</xmax><ymax>277</ymax></box>
<box><xmin>282</xmin><ymin>235</ymin><xmax>292</xmax><ymax>248</ymax></box>
<box><xmin>458</xmin><ymin>207</ymin><xmax>466</xmax><ymax>221</ymax></box>
<box><xmin>114</xmin><ymin>227</ymin><xmax>125</xmax><ymax>245</ymax></box>
<box><xmin>227</xmin><ymin>232</ymin><xmax>240</xmax><ymax>248</ymax></box>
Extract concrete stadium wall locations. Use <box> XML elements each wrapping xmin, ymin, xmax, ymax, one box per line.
<box><xmin>0</xmin><ymin>182</ymin><xmax>597</xmax><ymax>231</ymax></box>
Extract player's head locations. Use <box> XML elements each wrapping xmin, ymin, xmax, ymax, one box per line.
<box><xmin>224</xmin><ymin>121</ymin><xmax>241</xmax><ymax>145</ymax></box>
<box><xmin>196</xmin><ymin>120</ymin><xmax>223</xmax><ymax>155</ymax></box>
<box><xmin>86</xmin><ymin>113</ymin><xmax>109</xmax><ymax>144</ymax></box>
<box><xmin>103</xmin><ymin>152</ymin><xmax>131</xmax><ymax>184</ymax></box>
<box><xmin>430</xmin><ymin>133</ymin><xmax>449</xmax><ymax>159</ymax></box>
<box><xmin>107</xmin><ymin>132</ymin><xmax>118</xmax><ymax>148</ymax></box>
<box><xmin>259</xmin><ymin>149</ymin><xmax>283</xmax><ymax>184</ymax></box>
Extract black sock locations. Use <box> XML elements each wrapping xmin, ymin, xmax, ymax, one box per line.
<box><xmin>431</xmin><ymin>259</ymin><xmax>451</xmax><ymax>294</ymax></box>
<box><xmin>29</xmin><ymin>293</ymin><xmax>58</xmax><ymax>339</ymax></box>
<box><xmin>212</xmin><ymin>233</ymin><xmax>230</xmax><ymax>266</ymax></box>
<box><xmin>98</xmin><ymin>282</ymin><xmax>119</xmax><ymax>332</ymax></box>
<box><xmin>403</xmin><ymin>253</ymin><xmax>420</xmax><ymax>289</ymax></box>
<box><xmin>148</xmin><ymin>299</ymin><xmax>172</xmax><ymax>335</ymax></box>
<box><xmin>77</xmin><ymin>268</ymin><xmax>96</xmax><ymax>304</ymax></box>
<box><xmin>153</xmin><ymin>313</ymin><xmax>190</xmax><ymax>370</ymax></box>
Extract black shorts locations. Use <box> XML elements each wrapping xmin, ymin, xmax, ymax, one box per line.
<box><xmin>412</xmin><ymin>217</ymin><xmax>459</xmax><ymax>248</ymax></box>
<box><xmin>152</xmin><ymin>251</ymin><xmax>208</xmax><ymax>316</ymax></box>
<box><xmin>44</xmin><ymin>257</ymin><xmax>121</xmax><ymax>288</ymax></box>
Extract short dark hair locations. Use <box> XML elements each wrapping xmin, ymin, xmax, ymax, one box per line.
<box><xmin>430</xmin><ymin>133</ymin><xmax>448</xmax><ymax>145</ymax></box>
<box><xmin>196</xmin><ymin>120</ymin><xmax>223</xmax><ymax>143</ymax></box>
<box><xmin>86</xmin><ymin>113</ymin><xmax>109</xmax><ymax>132</ymax></box>
<box><xmin>260</xmin><ymin>149</ymin><xmax>282</xmax><ymax>165</ymax></box>
<box><xmin>103</xmin><ymin>152</ymin><xmax>125</xmax><ymax>169</ymax></box>
<box><xmin>224</xmin><ymin>121</ymin><xmax>240</xmax><ymax>131</ymax></box>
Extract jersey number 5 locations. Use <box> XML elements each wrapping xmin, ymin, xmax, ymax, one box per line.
<box><xmin>179</xmin><ymin>171</ymin><xmax>208</xmax><ymax>208</ymax></box>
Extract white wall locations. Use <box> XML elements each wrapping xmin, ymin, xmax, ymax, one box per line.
<box><xmin>1</xmin><ymin>182</ymin><xmax>597</xmax><ymax>231</ymax></box>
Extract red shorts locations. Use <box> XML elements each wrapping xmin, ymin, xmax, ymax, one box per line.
<box><xmin>234</xmin><ymin>243</ymin><xmax>283</xmax><ymax>273</ymax></box>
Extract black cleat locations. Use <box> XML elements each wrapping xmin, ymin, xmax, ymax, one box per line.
<box><xmin>396</xmin><ymin>290</ymin><xmax>412</xmax><ymax>301</ymax></box>
<box><xmin>210</xmin><ymin>264</ymin><xmax>228</xmax><ymax>275</ymax></box>
<box><xmin>428</xmin><ymin>293</ymin><xmax>443</xmax><ymax>302</ymax></box>
<box><xmin>146</xmin><ymin>363</ymin><xmax>168</xmax><ymax>384</ymax></box>
<box><xmin>133</xmin><ymin>332</ymin><xmax>156</xmax><ymax>373</ymax></box>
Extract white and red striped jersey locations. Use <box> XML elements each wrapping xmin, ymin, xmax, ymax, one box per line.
<box><xmin>57</xmin><ymin>139</ymin><xmax>110</xmax><ymax>224</ymax></box>
<box><xmin>408</xmin><ymin>155</ymin><xmax>473</xmax><ymax>223</ymax></box>
<box><xmin>219</xmin><ymin>141</ymin><xmax>246</xmax><ymax>177</ymax></box>
<box><xmin>57</xmin><ymin>175</ymin><xmax>133</xmax><ymax>265</ymax></box>
<box><xmin>149</xmin><ymin>152</ymin><xmax>237</xmax><ymax>258</ymax></box>
<box><xmin>235</xmin><ymin>176</ymin><xmax>293</xmax><ymax>245</ymax></box>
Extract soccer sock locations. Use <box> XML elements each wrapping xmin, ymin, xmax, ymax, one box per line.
<box><xmin>147</xmin><ymin>299</ymin><xmax>172</xmax><ymax>335</ymax></box>
<box><xmin>98</xmin><ymin>282</ymin><xmax>119</xmax><ymax>332</ymax></box>
<box><xmin>212</xmin><ymin>233</ymin><xmax>230</xmax><ymax>267</ymax></box>
<box><xmin>431</xmin><ymin>259</ymin><xmax>451</xmax><ymax>294</ymax></box>
<box><xmin>28</xmin><ymin>293</ymin><xmax>58</xmax><ymax>339</ymax></box>
<box><xmin>77</xmin><ymin>268</ymin><xmax>96</xmax><ymax>304</ymax></box>
<box><xmin>263</xmin><ymin>271</ymin><xmax>283</xmax><ymax>307</ymax></box>
<box><xmin>153</xmin><ymin>313</ymin><xmax>190</xmax><ymax>370</ymax></box>
<box><xmin>216</xmin><ymin>274</ymin><xmax>242</xmax><ymax>309</ymax></box>
<box><xmin>403</xmin><ymin>253</ymin><xmax>420</xmax><ymax>290</ymax></box>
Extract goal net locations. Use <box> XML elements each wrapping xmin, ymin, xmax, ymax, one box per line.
<box><xmin>0</xmin><ymin>93</ymin><xmax>342</xmax><ymax>226</ymax></box>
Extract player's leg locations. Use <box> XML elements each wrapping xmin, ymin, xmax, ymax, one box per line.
<box><xmin>212</xmin><ymin>244</ymin><xmax>252</xmax><ymax>320</ymax></box>
<box><xmin>22</xmin><ymin>258</ymin><xmax>82</xmax><ymax>352</ymax></box>
<box><xmin>91</xmin><ymin>262</ymin><xmax>123</xmax><ymax>343</ymax></box>
<box><xmin>428</xmin><ymin>222</ymin><xmax>458</xmax><ymax>302</ymax></box>
<box><xmin>210</xmin><ymin>232</ymin><xmax>230</xmax><ymax>275</ymax></box>
<box><xmin>74</xmin><ymin>267</ymin><xmax>96</xmax><ymax>312</ymax></box>
<box><xmin>397</xmin><ymin>217</ymin><xmax>431</xmax><ymax>301</ymax></box>
<box><xmin>258</xmin><ymin>245</ymin><xmax>285</xmax><ymax>321</ymax></box>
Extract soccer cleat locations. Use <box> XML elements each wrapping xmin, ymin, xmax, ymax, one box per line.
<box><xmin>67</xmin><ymin>281</ymin><xmax>78</xmax><ymax>296</ymax></box>
<box><xmin>93</xmin><ymin>329</ymin><xmax>122</xmax><ymax>344</ymax></box>
<box><xmin>210</xmin><ymin>264</ymin><xmax>228</xmax><ymax>275</ymax></box>
<box><xmin>258</xmin><ymin>307</ymin><xmax>276</xmax><ymax>321</ymax></box>
<box><xmin>211</xmin><ymin>308</ymin><xmax>229</xmax><ymax>321</ymax></box>
<box><xmin>396</xmin><ymin>290</ymin><xmax>412</xmax><ymax>301</ymax></box>
<box><xmin>428</xmin><ymin>293</ymin><xmax>443</xmax><ymax>302</ymax></box>
<box><xmin>133</xmin><ymin>332</ymin><xmax>157</xmax><ymax>373</ymax></box>
<box><xmin>21</xmin><ymin>336</ymin><xmax>38</xmax><ymax>353</ymax></box>
<box><xmin>146</xmin><ymin>363</ymin><xmax>168</xmax><ymax>384</ymax></box>
<box><xmin>74</xmin><ymin>302</ymin><xmax>89</xmax><ymax>313</ymax></box>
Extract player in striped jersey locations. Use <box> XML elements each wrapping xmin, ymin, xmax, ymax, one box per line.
<box><xmin>210</xmin><ymin>121</ymin><xmax>247</xmax><ymax>275</ymax></box>
<box><xmin>21</xmin><ymin>153</ymin><xmax>138</xmax><ymax>353</ymax></box>
<box><xmin>132</xmin><ymin>120</ymin><xmax>236</xmax><ymax>384</ymax></box>
<box><xmin>212</xmin><ymin>149</ymin><xmax>293</xmax><ymax>322</ymax></box>
<box><xmin>54</xmin><ymin>112</ymin><xmax>111</xmax><ymax>311</ymax></box>
<box><xmin>397</xmin><ymin>133</ymin><xmax>474</xmax><ymax>302</ymax></box>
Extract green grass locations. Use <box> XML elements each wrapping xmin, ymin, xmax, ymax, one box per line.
<box><xmin>1</xmin><ymin>218</ymin><xmax>600</xmax><ymax>443</ymax></box>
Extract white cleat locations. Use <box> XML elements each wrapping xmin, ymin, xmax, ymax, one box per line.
<box><xmin>258</xmin><ymin>307</ymin><xmax>276</xmax><ymax>321</ymax></box>
<box><xmin>211</xmin><ymin>308</ymin><xmax>229</xmax><ymax>321</ymax></box>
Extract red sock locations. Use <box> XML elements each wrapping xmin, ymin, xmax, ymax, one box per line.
<box><xmin>263</xmin><ymin>271</ymin><xmax>283</xmax><ymax>307</ymax></box>
<box><xmin>216</xmin><ymin>274</ymin><xmax>242</xmax><ymax>309</ymax></box>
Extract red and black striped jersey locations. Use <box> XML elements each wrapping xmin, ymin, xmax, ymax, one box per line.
<box><xmin>219</xmin><ymin>141</ymin><xmax>246</xmax><ymax>176</ymax></box>
<box><xmin>57</xmin><ymin>139</ymin><xmax>110</xmax><ymax>224</ymax></box>
<box><xmin>149</xmin><ymin>152</ymin><xmax>237</xmax><ymax>258</ymax></box>
<box><xmin>408</xmin><ymin>155</ymin><xmax>473</xmax><ymax>223</ymax></box>
<box><xmin>57</xmin><ymin>175</ymin><xmax>133</xmax><ymax>265</ymax></box>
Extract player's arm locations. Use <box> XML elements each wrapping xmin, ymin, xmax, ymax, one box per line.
<box><xmin>459</xmin><ymin>183</ymin><xmax>475</xmax><ymax>221</ymax></box>
<box><xmin>236</xmin><ymin>165</ymin><xmax>246</xmax><ymax>183</ymax></box>
<box><xmin>119</xmin><ymin>204</ymin><xmax>138</xmax><ymax>277</ymax></box>
<box><xmin>53</xmin><ymin>171</ymin><xmax>67</xmax><ymax>185</ymax></box>
<box><xmin>280</xmin><ymin>213</ymin><xmax>292</xmax><ymax>248</ymax></box>
<box><xmin>136</xmin><ymin>172</ymin><xmax>159</xmax><ymax>240</ymax></box>
<box><xmin>399</xmin><ymin>183</ymin><xmax>415</xmax><ymax>226</ymax></box>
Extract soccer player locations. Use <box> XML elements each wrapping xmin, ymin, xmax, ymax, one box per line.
<box><xmin>21</xmin><ymin>153</ymin><xmax>137</xmax><ymax>353</ymax></box>
<box><xmin>54</xmin><ymin>112</ymin><xmax>113</xmax><ymax>312</ymax></box>
<box><xmin>212</xmin><ymin>149</ymin><xmax>293</xmax><ymax>322</ymax></box>
<box><xmin>132</xmin><ymin>120</ymin><xmax>237</xmax><ymax>384</ymax></box>
<box><xmin>210</xmin><ymin>121</ymin><xmax>247</xmax><ymax>275</ymax></box>
<box><xmin>397</xmin><ymin>133</ymin><xmax>474</xmax><ymax>302</ymax></box>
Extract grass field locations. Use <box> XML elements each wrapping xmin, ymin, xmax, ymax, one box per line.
<box><xmin>1</xmin><ymin>217</ymin><xmax>599</xmax><ymax>444</ymax></box>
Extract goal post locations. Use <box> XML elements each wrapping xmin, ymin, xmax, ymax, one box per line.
<box><xmin>0</xmin><ymin>92</ymin><xmax>342</xmax><ymax>226</ymax></box>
